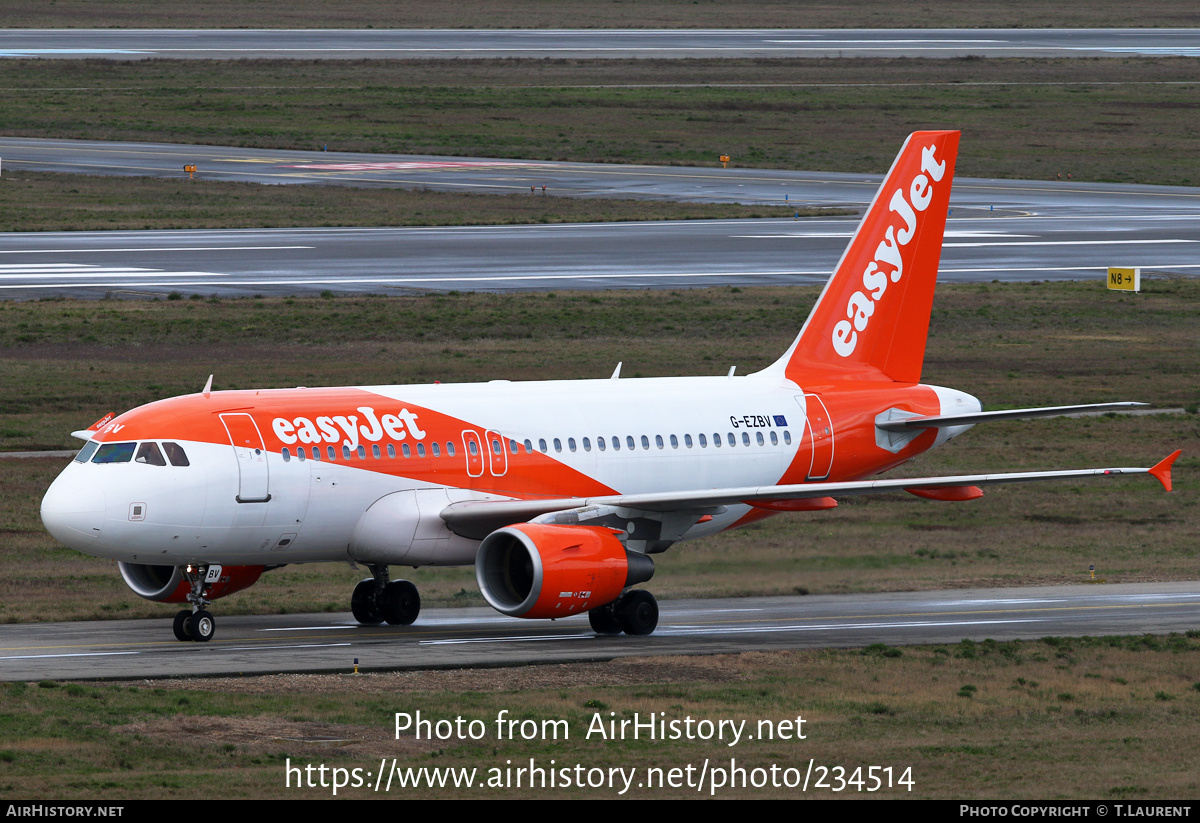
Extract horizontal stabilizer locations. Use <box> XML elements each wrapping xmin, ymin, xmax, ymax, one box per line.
<box><xmin>876</xmin><ymin>402</ymin><xmax>1149</xmax><ymax>432</ymax></box>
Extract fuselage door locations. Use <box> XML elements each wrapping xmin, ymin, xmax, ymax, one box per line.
<box><xmin>804</xmin><ymin>393</ymin><xmax>835</xmax><ymax>481</ymax></box>
<box><xmin>462</xmin><ymin>430</ymin><xmax>484</xmax><ymax>478</ymax></box>
<box><xmin>485</xmin><ymin>430</ymin><xmax>508</xmax><ymax>477</ymax></box>
<box><xmin>220</xmin><ymin>412</ymin><xmax>271</xmax><ymax>502</ymax></box>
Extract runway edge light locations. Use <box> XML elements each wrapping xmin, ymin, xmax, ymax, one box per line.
<box><xmin>1108</xmin><ymin>267</ymin><xmax>1140</xmax><ymax>292</ymax></box>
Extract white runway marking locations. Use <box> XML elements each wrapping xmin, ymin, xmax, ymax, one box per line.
<box><xmin>0</xmin><ymin>245</ymin><xmax>312</xmax><ymax>255</ymax></box>
<box><xmin>0</xmin><ymin>651</ymin><xmax>138</xmax><ymax>660</ymax></box>
<box><xmin>943</xmin><ymin>239</ymin><xmax>1197</xmax><ymax>248</ymax></box>
<box><xmin>0</xmin><ymin>265</ymin><xmax>228</xmax><ymax>280</ymax></box>
<box><xmin>422</xmin><ymin>633</ymin><xmax>594</xmax><ymax>645</ymax></box>
<box><xmin>217</xmin><ymin>643</ymin><xmax>353</xmax><ymax>651</ymax></box>
<box><xmin>656</xmin><ymin>617</ymin><xmax>1047</xmax><ymax>636</ymax></box>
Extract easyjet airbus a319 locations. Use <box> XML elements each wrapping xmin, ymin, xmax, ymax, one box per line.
<box><xmin>41</xmin><ymin>131</ymin><xmax>1179</xmax><ymax>642</ymax></box>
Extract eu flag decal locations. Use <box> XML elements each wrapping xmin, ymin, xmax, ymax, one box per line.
<box><xmin>773</xmin><ymin>415</ymin><xmax>788</xmax><ymax>426</ymax></box>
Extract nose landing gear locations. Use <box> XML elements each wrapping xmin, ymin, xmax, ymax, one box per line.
<box><xmin>171</xmin><ymin>565</ymin><xmax>217</xmax><ymax>642</ymax></box>
<box><xmin>173</xmin><ymin>608</ymin><xmax>216</xmax><ymax>642</ymax></box>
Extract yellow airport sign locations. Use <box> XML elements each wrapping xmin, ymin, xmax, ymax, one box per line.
<box><xmin>1107</xmin><ymin>267</ymin><xmax>1140</xmax><ymax>292</ymax></box>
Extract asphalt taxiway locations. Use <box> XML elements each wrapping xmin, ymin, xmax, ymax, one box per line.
<box><xmin>3</xmin><ymin>28</ymin><xmax>1200</xmax><ymax>60</ymax></box>
<box><xmin>2</xmin><ymin>583</ymin><xmax>1197</xmax><ymax>681</ymax></box>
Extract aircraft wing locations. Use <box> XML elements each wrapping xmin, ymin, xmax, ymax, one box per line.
<box><xmin>441</xmin><ymin>451</ymin><xmax>1180</xmax><ymax>540</ymax></box>
<box><xmin>876</xmin><ymin>402</ymin><xmax>1149</xmax><ymax>431</ymax></box>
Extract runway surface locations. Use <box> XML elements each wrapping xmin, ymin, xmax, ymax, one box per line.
<box><xmin>2</xmin><ymin>212</ymin><xmax>1199</xmax><ymax>299</ymax></box>
<box><xmin>3</xmin><ymin>138</ymin><xmax>1199</xmax><ymax>297</ymax></box>
<box><xmin>2</xmin><ymin>583</ymin><xmax>1197</xmax><ymax>681</ymax></box>
<box><xmin>3</xmin><ymin>28</ymin><xmax>1200</xmax><ymax>60</ymax></box>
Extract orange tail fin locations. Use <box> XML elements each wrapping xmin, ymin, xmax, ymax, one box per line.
<box><xmin>766</xmin><ymin>130</ymin><xmax>960</xmax><ymax>385</ymax></box>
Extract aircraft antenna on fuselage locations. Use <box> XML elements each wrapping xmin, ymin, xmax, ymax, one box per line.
<box><xmin>756</xmin><ymin>130</ymin><xmax>960</xmax><ymax>386</ymax></box>
<box><xmin>202</xmin><ymin>374</ymin><xmax>213</xmax><ymax>398</ymax></box>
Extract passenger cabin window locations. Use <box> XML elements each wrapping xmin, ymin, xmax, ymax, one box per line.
<box><xmin>283</xmin><ymin>447</ymin><xmax>293</xmax><ymax>462</ymax></box>
<box><xmin>432</xmin><ymin>443</ymin><xmax>440</xmax><ymax>457</ymax></box>
<box><xmin>784</xmin><ymin>431</ymin><xmax>792</xmax><ymax>445</ymax></box>
<box><xmin>670</xmin><ymin>434</ymin><xmax>679</xmax><ymax>449</ymax></box>
<box><xmin>699</xmin><ymin>433</ymin><xmax>707</xmax><ymax>447</ymax></box>
<box><xmin>373</xmin><ymin>444</ymin><xmax>382</xmax><ymax>459</ymax></box>
<box><xmin>327</xmin><ymin>445</ymin><xmax>336</xmax><ymax>461</ymax></box>
<box><xmin>387</xmin><ymin>444</ymin><xmax>396</xmax><ymax>458</ymax></box>
<box><xmin>74</xmin><ymin>441</ymin><xmax>100</xmax><ymax>463</ymax></box>
<box><xmin>640</xmin><ymin>435</ymin><xmax>650</xmax><ymax>450</ymax></box>
<box><xmin>417</xmin><ymin>443</ymin><xmax>425</xmax><ymax>458</ymax></box>
<box><xmin>597</xmin><ymin>436</ymin><xmax>606</xmax><ymax>452</ymax></box>
<box><xmin>539</xmin><ymin>439</ymin><xmax>548</xmax><ymax>453</ymax></box>
<box><xmin>402</xmin><ymin>443</ymin><xmax>411</xmax><ymax>457</ymax></box>
<box><xmin>446</xmin><ymin>442</ymin><xmax>456</xmax><ymax>457</ymax></box>
<box><xmin>568</xmin><ymin>438</ymin><xmax>577</xmax><ymax>452</ymax></box>
<box><xmin>554</xmin><ymin>438</ymin><xmax>562</xmax><ymax>453</ymax></box>
<box><xmin>92</xmin><ymin>442</ymin><xmax>136</xmax><ymax>464</ymax></box>
<box><xmin>612</xmin><ymin>436</ymin><xmax>621</xmax><ymax>451</ymax></box>
<box><xmin>582</xmin><ymin>437</ymin><xmax>591</xmax><ymax>452</ymax></box>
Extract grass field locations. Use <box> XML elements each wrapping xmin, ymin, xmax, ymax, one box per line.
<box><xmin>0</xmin><ymin>170</ymin><xmax>830</xmax><ymax>232</ymax></box>
<box><xmin>4</xmin><ymin>57</ymin><xmax>1200</xmax><ymax>186</ymax></box>
<box><xmin>3</xmin><ymin>639</ymin><xmax>1200</xmax><ymax>799</ymax></box>
<box><xmin>1</xmin><ymin>281</ymin><xmax>1195</xmax><ymax>623</ymax></box>
<box><xmin>5</xmin><ymin>0</ymin><xmax>1199</xmax><ymax>29</ymax></box>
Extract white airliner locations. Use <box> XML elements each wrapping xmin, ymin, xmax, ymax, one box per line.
<box><xmin>40</xmin><ymin>131</ymin><xmax>1178</xmax><ymax>642</ymax></box>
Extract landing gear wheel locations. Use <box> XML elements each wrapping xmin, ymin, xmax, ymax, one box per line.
<box><xmin>380</xmin><ymin>580</ymin><xmax>421</xmax><ymax>626</ymax></box>
<box><xmin>617</xmin><ymin>590</ymin><xmax>659</xmax><ymax>636</ymax></box>
<box><xmin>588</xmin><ymin>602</ymin><xmax>622</xmax><ymax>636</ymax></box>
<box><xmin>189</xmin><ymin>609</ymin><xmax>215</xmax><ymax>642</ymax></box>
<box><xmin>173</xmin><ymin>610</ymin><xmax>194</xmax><ymax>642</ymax></box>
<box><xmin>351</xmin><ymin>578</ymin><xmax>384</xmax><ymax>625</ymax></box>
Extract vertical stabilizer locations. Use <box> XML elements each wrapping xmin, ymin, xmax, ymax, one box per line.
<box><xmin>764</xmin><ymin>130</ymin><xmax>960</xmax><ymax>385</ymax></box>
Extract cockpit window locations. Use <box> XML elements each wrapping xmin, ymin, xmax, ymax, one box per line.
<box><xmin>92</xmin><ymin>442</ymin><xmax>136</xmax><ymax>464</ymax></box>
<box><xmin>135</xmin><ymin>442</ymin><xmax>167</xmax><ymax>466</ymax></box>
<box><xmin>74</xmin><ymin>441</ymin><xmax>100</xmax><ymax>463</ymax></box>
<box><xmin>162</xmin><ymin>442</ymin><xmax>190</xmax><ymax>467</ymax></box>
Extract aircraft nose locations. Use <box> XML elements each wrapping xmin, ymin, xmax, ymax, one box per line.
<box><xmin>41</xmin><ymin>470</ymin><xmax>106</xmax><ymax>548</ymax></box>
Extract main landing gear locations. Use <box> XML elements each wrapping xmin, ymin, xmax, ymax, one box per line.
<box><xmin>352</xmin><ymin>564</ymin><xmax>421</xmax><ymax>626</ymax></box>
<box><xmin>589</xmin><ymin>589</ymin><xmax>659</xmax><ymax>637</ymax></box>
<box><xmin>173</xmin><ymin>565</ymin><xmax>216</xmax><ymax>642</ymax></box>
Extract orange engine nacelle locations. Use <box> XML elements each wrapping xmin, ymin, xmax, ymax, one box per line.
<box><xmin>117</xmin><ymin>562</ymin><xmax>265</xmax><ymax>603</ymax></box>
<box><xmin>475</xmin><ymin>523</ymin><xmax>654</xmax><ymax>619</ymax></box>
